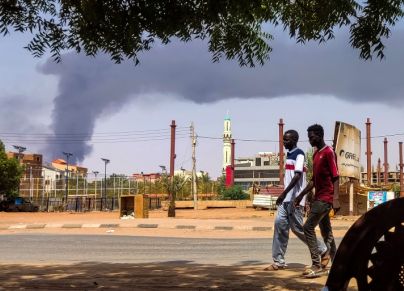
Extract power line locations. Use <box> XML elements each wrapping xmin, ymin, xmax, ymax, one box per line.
<box><xmin>199</xmin><ymin>133</ymin><xmax>404</xmax><ymax>143</ymax></box>
<box><xmin>0</xmin><ymin>127</ymin><xmax>190</xmax><ymax>137</ymax></box>
<box><xmin>2</xmin><ymin>136</ymin><xmax>189</xmax><ymax>144</ymax></box>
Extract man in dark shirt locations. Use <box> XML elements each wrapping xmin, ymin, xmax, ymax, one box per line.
<box><xmin>295</xmin><ymin>124</ymin><xmax>340</xmax><ymax>278</ymax></box>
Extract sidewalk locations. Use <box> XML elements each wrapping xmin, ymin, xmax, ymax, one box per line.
<box><xmin>0</xmin><ymin>208</ymin><xmax>358</xmax><ymax>237</ymax></box>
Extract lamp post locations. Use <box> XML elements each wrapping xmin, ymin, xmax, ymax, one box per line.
<box><xmin>62</xmin><ymin>152</ymin><xmax>73</xmax><ymax>203</ymax></box>
<box><xmin>92</xmin><ymin>171</ymin><xmax>99</xmax><ymax>199</ymax></box>
<box><xmin>12</xmin><ymin>145</ymin><xmax>26</xmax><ymax>195</ymax></box>
<box><xmin>159</xmin><ymin>165</ymin><xmax>167</xmax><ymax>174</ymax></box>
<box><xmin>101</xmin><ymin>158</ymin><xmax>110</xmax><ymax>199</ymax></box>
<box><xmin>158</xmin><ymin>166</ymin><xmax>166</xmax><ymax>194</ymax></box>
<box><xmin>13</xmin><ymin>145</ymin><xmax>26</xmax><ymax>161</ymax></box>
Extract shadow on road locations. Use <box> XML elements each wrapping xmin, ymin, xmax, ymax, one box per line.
<box><xmin>0</xmin><ymin>261</ymin><xmax>326</xmax><ymax>290</ymax></box>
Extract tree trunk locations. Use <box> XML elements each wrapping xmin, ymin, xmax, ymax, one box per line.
<box><xmin>167</xmin><ymin>192</ymin><xmax>176</xmax><ymax>217</ymax></box>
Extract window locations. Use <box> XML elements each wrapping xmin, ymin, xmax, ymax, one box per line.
<box><xmin>255</xmin><ymin>158</ymin><xmax>261</xmax><ymax>166</ymax></box>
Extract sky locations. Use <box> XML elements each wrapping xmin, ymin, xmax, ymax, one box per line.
<box><xmin>1</xmin><ymin>27</ymin><xmax>404</xmax><ymax>179</ymax></box>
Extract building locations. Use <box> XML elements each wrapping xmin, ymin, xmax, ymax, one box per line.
<box><xmin>222</xmin><ymin>113</ymin><xmax>232</xmax><ymax>171</ymax></box>
<box><xmin>234</xmin><ymin>152</ymin><xmax>280</xmax><ymax>190</ymax></box>
<box><xmin>51</xmin><ymin>159</ymin><xmax>88</xmax><ymax>177</ymax></box>
<box><xmin>132</xmin><ymin>173</ymin><xmax>162</xmax><ymax>183</ymax></box>
<box><xmin>41</xmin><ymin>163</ymin><xmax>65</xmax><ymax>197</ymax></box>
<box><xmin>7</xmin><ymin>151</ymin><xmax>43</xmax><ymax>179</ymax></box>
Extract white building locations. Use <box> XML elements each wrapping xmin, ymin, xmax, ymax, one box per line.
<box><xmin>234</xmin><ymin>152</ymin><xmax>280</xmax><ymax>190</ymax></box>
<box><xmin>222</xmin><ymin>113</ymin><xmax>232</xmax><ymax>171</ymax></box>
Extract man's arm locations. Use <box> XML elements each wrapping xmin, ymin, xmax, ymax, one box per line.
<box><xmin>294</xmin><ymin>180</ymin><xmax>314</xmax><ymax>206</ymax></box>
<box><xmin>276</xmin><ymin>172</ymin><xmax>301</xmax><ymax>205</ymax></box>
<box><xmin>332</xmin><ymin>176</ymin><xmax>340</xmax><ymax>212</ymax></box>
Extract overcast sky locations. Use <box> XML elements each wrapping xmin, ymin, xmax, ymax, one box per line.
<box><xmin>1</xmin><ymin>27</ymin><xmax>403</xmax><ymax>178</ymax></box>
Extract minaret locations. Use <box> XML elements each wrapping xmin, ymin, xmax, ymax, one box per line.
<box><xmin>222</xmin><ymin>112</ymin><xmax>232</xmax><ymax>171</ymax></box>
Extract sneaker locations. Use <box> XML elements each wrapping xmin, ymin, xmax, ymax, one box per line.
<box><xmin>303</xmin><ymin>265</ymin><xmax>324</xmax><ymax>278</ymax></box>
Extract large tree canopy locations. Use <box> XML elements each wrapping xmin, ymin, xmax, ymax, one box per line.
<box><xmin>1</xmin><ymin>1</ymin><xmax>403</xmax><ymax>66</ymax></box>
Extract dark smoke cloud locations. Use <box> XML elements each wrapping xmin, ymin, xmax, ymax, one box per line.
<box><xmin>40</xmin><ymin>29</ymin><xmax>404</xmax><ymax>162</ymax></box>
<box><xmin>0</xmin><ymin>95</ymin><xmax>49</xmax><ymax>135</ymax></box>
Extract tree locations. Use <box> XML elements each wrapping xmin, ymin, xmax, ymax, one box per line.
<box><xmin>216</xmin><ymin>174</ymin><xmax>227</xmax><ymax>197</ymax></box>
<box><xmin>161</xmin><ymin>173</ymin><xmax>188</xmax><ymax>217</ymax></box>
<box><xmin>1</xmin><ymin>1</ymin><xmax>402</xmax><ymax>67</ymax></box>
<box><xmin>0</xmin><ymin>140</ymin><xmax>24</xmax><ymax>198</ymax></box>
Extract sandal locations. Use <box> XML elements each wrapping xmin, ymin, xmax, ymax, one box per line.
<box><xmin>303</xmin><ymin>265</ymin><xmax>324</xmax><ymax>278</ymax></box>
<box><xmin>264</xmin><ymin>264</ymin><xmax>286</xmax><ymax>271</ymax></box>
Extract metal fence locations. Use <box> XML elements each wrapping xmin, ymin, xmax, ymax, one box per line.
<box><xmin>30</xmin><ymin>196</ymin><xmax>161</xmax><ymax>212</ymax></box>
<box><xmin>16</xmin><ymin>176</ymin><xmax>223</xmax><ymax>212</ymax></box>
<box><xmin>19</xmin><ymin>176</ymin><xmax>143</xmax><ymax>200</ymax></box>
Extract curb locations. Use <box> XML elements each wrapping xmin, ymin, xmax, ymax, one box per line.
<box><xmin>0</xmin><ymin>223</ymin><xmax>352</xmax><ymax>232</ymax></box>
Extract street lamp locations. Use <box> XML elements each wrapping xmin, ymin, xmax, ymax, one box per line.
<box><xmin>62</xmin><ymin>152</ymin><xmax>73</xmax><ymax>202</ymax></box>
<box><xmin>13</xmin><ymin>145</ymin><xmax>26</xmax><ymax>161</ymax></box>
<box><xmin>12</xmin><ymin>145</ymin><xmax>26</xmax><ymax>195</ymax></box>
<box><xmin>101</xmin><ymin>158</ymin><xmax>110</xmax><ymax>199</ymax></box>
<box><xmin>159</xmin><ymin>165</ymin><xmax>167</xmax><ymax>174</ymax></box>
<box><xmin>92</xmin><ymin>171</ymin><xmax>99</xmax><ymax>198</ymax></box>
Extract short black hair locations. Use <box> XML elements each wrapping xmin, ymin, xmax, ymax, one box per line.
<box><xmin>307</xmin><ymin>124</ymin><xmax>324</xmax><ymax>138</ymax></box>
<box><xmin>284</xmin><ymin>129</ymin><xmax>299</xmax><ymax>142</ymax></box>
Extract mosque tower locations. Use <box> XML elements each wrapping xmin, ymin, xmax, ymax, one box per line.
<box><xmin>222</xmin><ymin>112</ymin><xmax>232</xmax><ymax>172</ymax></box>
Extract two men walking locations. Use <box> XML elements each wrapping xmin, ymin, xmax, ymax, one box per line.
<box><xmin>267</xmin><ymin>124</ymin><xmax>339</xmax><ymax>278</ymax></box>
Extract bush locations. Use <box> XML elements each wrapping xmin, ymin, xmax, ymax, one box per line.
<box><xmin>219</xmin><ymin>185</ymin><xmax>249</xmax><ymax>200</ymax></box>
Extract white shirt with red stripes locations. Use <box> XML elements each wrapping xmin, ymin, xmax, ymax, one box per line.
<box><xmin>282</xmin><ymin>147</ymin><xmax>307</xmax><ymax>206</ymax></box>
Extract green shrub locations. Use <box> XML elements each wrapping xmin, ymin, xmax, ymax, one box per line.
<box><xmin>219</xmin><ymin>185</ymin><xmax>249</xmax><ymax>200</ymax></box>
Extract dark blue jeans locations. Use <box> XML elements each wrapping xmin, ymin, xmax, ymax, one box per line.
<box><xmin>303</xmin><ymin>200</ymin><xmax>336</xmax><ymax>267</ymax></box>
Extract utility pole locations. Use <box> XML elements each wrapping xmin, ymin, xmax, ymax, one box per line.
<box><xmin>383</xmin><ymin>138</ymin><xmax>389</xmax><ymax>185</ymax></box>
<box><xmin>365</xmin><ymin>118</ymin><xmax>372</xmax><ymax>185</ymax></box>
<box><xmin>170</xmin><ymin>120</ymin><xmax>176</xmax><ymax>177</ymax></box>
<box><xmin>399</xmin><ymin>142</ymin><xmax>403</xmax><ymax>197</ymax></box>
<box><xmin>168</xmin><ymin>120</ymin><xmax>176</xmax><ymax>217</ymax></box>
<box><xmin>278</xmin><ymin>118</ymin><xmax>285</xmax><ymax>187</ymax></box>
<box><xmin>191</xmin><ymin>122</ymin><xmax>197</xmax><ymax>209</ymax></box>
<box><xmin>62</xmin><ymin>152</ymin><xmax>73</xmax><ymax>203</ymax></box>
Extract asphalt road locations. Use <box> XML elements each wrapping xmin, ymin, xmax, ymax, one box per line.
<box><xmin>0</xmin><ymin>234</ymin><xmax>341</xmax><ymax>265</ymax></box>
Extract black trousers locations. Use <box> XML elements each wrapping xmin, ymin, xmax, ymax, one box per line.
<box><xmin>303</xmin><ymin>200</ymin><xmax>336</xmax><ymax>267</ymax></box>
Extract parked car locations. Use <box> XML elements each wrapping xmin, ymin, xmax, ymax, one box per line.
<box><xmin>0</xmin><ymin>197</ymin><xmax>39</xmax><ymax>212</ymax></box>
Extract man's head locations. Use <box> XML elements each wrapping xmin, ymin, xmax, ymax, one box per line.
<box><xmin>283</xmin><ymin>129</ymin><xmax>299</xmax><ymax>151</ymax></box>
<box><xmin>307</xmin><ymin>124</ymin><xmax>324</xmax><ymax>148</ymax></box>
